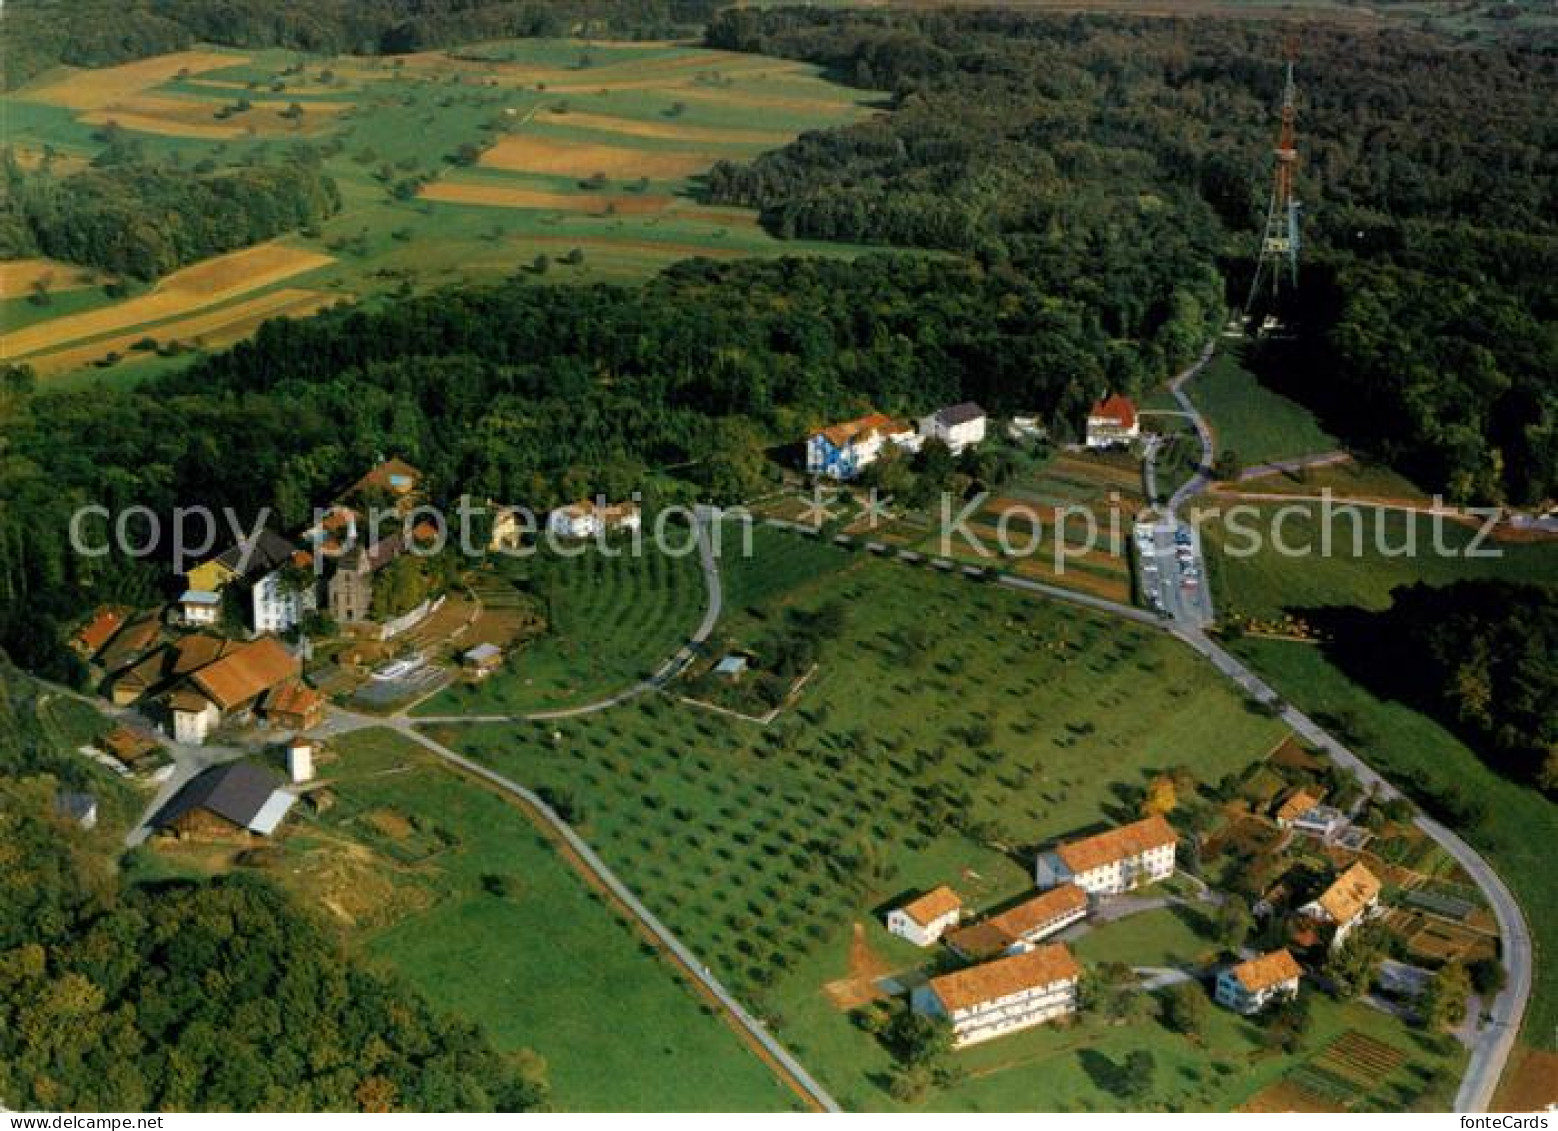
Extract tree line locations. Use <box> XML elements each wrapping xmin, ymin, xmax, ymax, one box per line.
<box><xmin>1315</xmin><ymin>580</ymin><xmax>1558</xmax><ymax>796</ymax></box>
<box><xmin>0</xmin><ymin>146</ymin><xmax>339</xmax><ymax>281</ymax></box>
<box><xmin>1</xmin><ymin>0</ymin><xmax>721</xmax><ymax>90</ymax></box>
<box><xmin>701</xmin><ymin>8</ymin><xmax>1557</xmax><ymax>505</ymax></box>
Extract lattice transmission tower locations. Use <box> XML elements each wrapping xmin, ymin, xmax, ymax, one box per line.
<box><xmin>1245</xmin><ymin>41</ymin><xmax>1302</xmax><ymax>314</ymax></box>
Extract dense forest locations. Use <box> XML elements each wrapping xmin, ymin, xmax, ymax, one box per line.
<box><xmin>0</xmin><ymin>147</ymin><xmax>340</xmax><ymax>280</ymax></box>
<box><xmin>0</xmin><ymin>658</ymin><xmax>548</xmax><ymax>1112</ymax></box>
<box><xmin>1316</xmin><ymin>580</ymin><xmax>1558</xmax><ymax>797</ymax></box>
<box><xmin>703</xmin><ymin>9</ymin><xmax>1558</xmax><ymax>505</ymax></box>
<box><xmin>0</xmin><ymin>250</ymin><xmax>1194</xmax><ymax>680</ymax></box>
<box><xmin>0</xmin><ymin>0</ymin><xmax>717</xmax><ymax>89</ymax></box>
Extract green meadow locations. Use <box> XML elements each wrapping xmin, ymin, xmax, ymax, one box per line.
<box><xmin>295</xmin><ymin>728</ymin><xmax>802</xmax><ymax>1111</ymax></box>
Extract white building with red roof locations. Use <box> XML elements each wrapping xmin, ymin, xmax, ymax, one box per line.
<box><xmin>1085</xmin><ymin>393</ymin><xmax>1140</xmax><ymax>449</ymax></box>
<box><xmin>886</xmin><ymin>885</ymin><xmax>963</xmax><ymax>947</ymax></box>
<box><xmin>911</xmin><ymin>943</ymin><xmax>1082</xmax><ymax>1047</ymax></box>
<box><xmin>1035</xmin><ymin>815</ymin><xmax>1177</xmax><ymax>896</ymax></box>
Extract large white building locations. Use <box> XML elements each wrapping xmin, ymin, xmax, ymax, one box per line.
<box><xmin>917</xmin><ymin>402</ymin><xmax>987</xmax><ymax>455</ymax></box>
<box><xmin>885</xmin><ymin>885</ymin><xmax>962</xmax><ymax>947</ymax></box>
<box><xmin>1215</xmin><ymin>948</ymin><xmax>1303</xmax><ymax>1015</ymax></box>
<box><xmin>1035</xmin><ymin>815</ymin><xmax>1177</xmax><ymax>896</ymax></box>
<box><xmin>912</xmin><ymin>943</ymin><xmax>1082</xmax><ymax>1047</ymax></box>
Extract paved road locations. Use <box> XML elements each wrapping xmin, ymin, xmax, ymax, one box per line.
<box><xmin>1237</xmin><ymin>449</ymin><xmax>1350</xmax><ymax>482</ymax></box>
<box><xmin>387</xmin><ymin>719</ymin><xmax>840</xmax><ymax>1113</ymax></box>
<box><xmin>1166</xmin><ymin>342</ymin><xmax>1219</xmax><ymax>511</ymax></box>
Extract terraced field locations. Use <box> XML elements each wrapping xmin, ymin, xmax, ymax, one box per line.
<box><xmin>3</xmin><ymin>38</ymin><xmax>882</xmax><ymax>383</ymax></box>
<box><xmin>919</xmin><ymin>451</ymin><xmax>1147</xmax><ymax>603</ymax></box>
<box><xmin>414</xmin><ymin>532</ymin><xmax>707</xmax><ymax>716</ymax></box>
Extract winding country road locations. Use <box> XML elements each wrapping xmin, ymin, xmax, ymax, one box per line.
<box><xmin>312</xmin><ymin>399</ymin><xmax>1529</xmax><ymax>1110</ymax></box>
<box><xmin>1150</xmin><ymin>342</ymin><xmax>1531</xmax><ymax>1113</ymax></box>
<box><xmin>317</xmin><ymin>511</ymin><xmax>840</xmax><ymax>1112</ymax></box>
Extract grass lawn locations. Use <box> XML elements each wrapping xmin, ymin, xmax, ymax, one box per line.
<box><xmin>1071</xmin><ymin>904</ymin><xmax>1222</xmax><ymax>970</ymax></box>
<box><xmin>1187</xmin><ymin>347</ymin><xmax>1337</xmax><ymax>467</ymax></box>
<box><xmin>1230</xmin><ymin>638</ymin><xmax>1558</xmax><ymax>1053</ymax></box>
<box><xmin>774</xmin><ymin>933</ymin><xmax>1459</xmax><ymax>1112</ymax></box>
<box><xmin>1232</xmin><ymin>458</ymin><xmax>1429</xmax><ymax>501</ymax></box>
<box><xmin>414</xmin><ymin>532</ymin><xmax>706</xmax><ymax>716</ymax></box>
<box><xmin>1201</xmin><ymin>504</ymin><xmax>1558</xmax><ymax>621</ymax></box>
<box><xmin>296</xmin><ymin>728</ymin><xmax>802</xmax><ymax>1111</ymax></box>
<box><xmin>435</xmin><ymin>547</ymin><xmax>1303</xmax><ymax>1107</ymax></box>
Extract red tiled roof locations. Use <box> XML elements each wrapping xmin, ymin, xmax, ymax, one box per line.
<box><xmin>928</xmin><ymin>943</ymin><xmax>1081</xmax><ymax>1012</ymax></box>
<box><xmin>191</xmin><ymin>637</ymin><xmax>299</xmax><ymax>710</ymax></box>
<box><xmin>1088</xmin><ymin>393</ymin><xmax>1137</xmax><ymax>430</ymax></box>
<box><xmin>1314</xmin><ymin>863</ymin><xmax>1381</xmax><ymax>925</ymax></box>
<box><xmin>74</xmin><ymin>606</ymin><xmax>129</xmax><ymax>656</ymax></box>
<box><xmin>1055</xmin><ymin>816</ymin><xmax>1176</xmax><ymax>875</ymax></box>
<box><xmin>1274</xmin><ymin>786</ymin><xmax>1323</xmax><ymax>824</ymax></box>
<box><xmin>1230</xmin><ymin>948</ymin><xmax>1303</xmax><ymax>994</ymax></box>
<box><xmin>819</xmin><ymin>412</ymin><xmax>908</xmax><ymax>449</ymax></box>
<box><xmin>897</xmin><ymin>885</ymin><xmax>962</xmax><ymax>928</ymax></box>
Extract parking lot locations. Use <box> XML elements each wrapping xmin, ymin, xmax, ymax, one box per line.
<box><xmin>1134</xmin><ymin>516</ymin><xmax>1214</xmax><ymax>626</ymax></box>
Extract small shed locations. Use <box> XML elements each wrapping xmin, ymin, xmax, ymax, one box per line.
<box><xmin>713</xmin><ymin>654</ymin><xmax>749</xmax><ymax>680</ymax></box>
<box><xmin>462</xmin><ymin>643</ymin><xmax>503</xmax><ymax>678</ymax></box>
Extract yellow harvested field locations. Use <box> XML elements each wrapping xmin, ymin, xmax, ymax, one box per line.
<box><xmin>0</xmin><ymin>259</ymin><xmax>101</xmax><ymax>298</ymax></box>
<box><xmin>673</xmin><ymin>85</ymin><xmax>867</xmax><ymax>116</ymax></box>
<box><xmin>420</xmin><ymin>180</ymin><xmax>673</xmax><ymax>214</ymax></box>
<box><xmin>9</xmin><ymin>148</ymin><xmax>92</xmax><ymax>175</ymax></box>
<box><xmin>3</xmin><ymin>243</ymin><xmax>332</xmax><ymax>360</ymax></box>
<box><xmin>80</xmin><ymin>95</ymin><xmax>348</xmax><ymax>140</ymax></box>
<box><xmin>24</xmin><ymin>51</ymin><xmax>246</xmax><ymax>109</ymax></box>
<box><xmin>481</xmin><ymin>135</ymin><xmax>716</xmax><ymax>180</ymax></box>
<box><xmin>25</xmin><ymin>288</ymin><xmax>340</xmax><ymax>376</ymax></box>
<box><xmin>542</xmin><ymin>110</ymin><xmax>790</xmax><ymax>146</ymax></box>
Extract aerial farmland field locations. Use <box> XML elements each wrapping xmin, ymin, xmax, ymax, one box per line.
<box><xmin>1</xmin><ymin>38</ymin><xmax>882</xmax><ymax>384</ymax></box>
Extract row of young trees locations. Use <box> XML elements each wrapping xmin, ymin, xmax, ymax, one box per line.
<box><xmin>0</xmin><ymin>147</ymin><xmax>340</xmax><ymax>280</ymax></box>
<box><xmin>701</xmin><ymin>9</ymin><xmax>1557</xmax><ymax>504</ymax></box>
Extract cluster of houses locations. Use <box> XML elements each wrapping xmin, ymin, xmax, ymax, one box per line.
<box><xmin>805</xmin><ymin>403</ymin><xmax>988</xmax><ymax>480</ymax></box>
<box><xmin>804</xmin><ymin>394</ymin><xmax>1140</xmax><ymax>481</ymax></box>
<box><xmin>889</xmin><ymin>816</ymin><xmax>1177</xmax><ymax>1047</ymax></box>
<box><xmin>886</xmin><ymin>812</ymin><xmax>1379</xmax><ymax>1049</ymax></box>
<box><xmin>95</xmin><ymin>630</ymin><xmax>322</xmax><ymax>745</ymax></box>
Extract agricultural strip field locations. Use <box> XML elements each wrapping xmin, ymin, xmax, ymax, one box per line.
<box><xmin>1231</xmin><ymin>637</ymin><xmax>1558</xmax><ymax>1053</ymax></box>
<box><xmin>414</xmin><ymin>534</ymin><xmax>707</xmax><ymax>717</ymax></box>
<box><xmin>276</xmin><ymin>729</ymin><xmax>800</xmax><ymax>1111</ymax></box>
<box><xmin>913</xmin><ymin>451</ymin><xmax>1147</xmax><ymax>604</ymax></box>
<box><xmin>438</xmin><ymin>548</ymin><xmax>1310</xmax><ymax>1108</ymax></box>
<box><xmin>0</xmin><ymin>242</ymin><xmax>335</xmax><ymax>371</ymax></box>
<box><xmin>4</xmin><ymin>40</ymin><xmax>882</xmax><ymax>383</ymax></box>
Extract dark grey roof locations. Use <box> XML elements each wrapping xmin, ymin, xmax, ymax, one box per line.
<box><xmin>155</xmin><ymin>761</ymin><xmax>284</xmax><ymax>831</ymax></box>
<box><xmin>214</xmin><ymin>531</ymin><xmax>299</xmax><ymax>578</ymax></box>
<box><xmin>936</xmin><ymin>402</ymin><xmax>986</xmax><ymax>427</ymax></box>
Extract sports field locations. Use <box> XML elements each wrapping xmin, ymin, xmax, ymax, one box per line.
<box><xmin>3</xmin><ymin>39</ymin><xmax>881</xmax><ymax>383</ymax></box>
